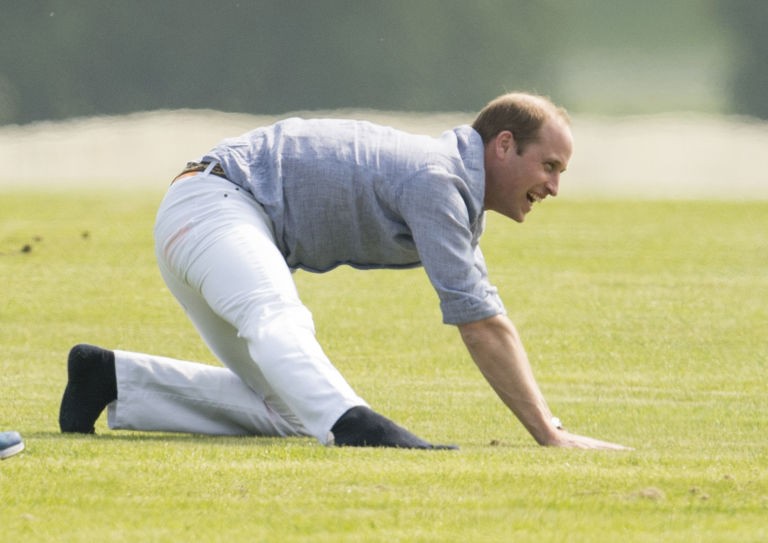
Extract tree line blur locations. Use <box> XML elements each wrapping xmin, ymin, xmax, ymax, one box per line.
<box><xmin>0</xmin><ymin>0</ymin><xmax>765</xmax><ymax>124</ymax></box>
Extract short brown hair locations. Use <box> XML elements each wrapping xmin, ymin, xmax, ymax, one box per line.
<box><xmin>472</xmin><ymin>92</ymin><xmax>570</xmax><ymax>154</ymax></box>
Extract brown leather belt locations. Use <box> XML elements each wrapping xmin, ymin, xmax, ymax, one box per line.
<box><xmin>172</xmin><ymin>161</ymin><xmax>228</xmax><ymax>184</ymax></box>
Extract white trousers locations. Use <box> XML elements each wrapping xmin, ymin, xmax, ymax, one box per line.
<box><xmin>106</xmin><ymin>173</ymin><xmax>367</xmax><ymax>444</ymax></box>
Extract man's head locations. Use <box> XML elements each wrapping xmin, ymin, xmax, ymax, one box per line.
<box><xmin>475</xmin><ymin>92</ymin><xmax>573</xmax><ymax>222</ymax></box>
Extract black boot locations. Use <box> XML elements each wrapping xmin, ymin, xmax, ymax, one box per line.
<box><xmin>331</xmin><ymin>406</ymin><xmax>457</xmax><ymax>449</ymax></box>
<box><xmin>59</xmin><ymin>344</ymin><xmax>117</xmax><ymax>433</ymax></box>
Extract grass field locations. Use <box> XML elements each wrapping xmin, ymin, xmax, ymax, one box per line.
<box><xmin>1</xmin><ymin>189</ymin><xmax>766</xmax><ymax>542</ymax></box>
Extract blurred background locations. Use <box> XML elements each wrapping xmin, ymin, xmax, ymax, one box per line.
<box><xmin>1</xmin><ymin>0</ymin><xmax>766</xmax><ymax>196</ymax></box>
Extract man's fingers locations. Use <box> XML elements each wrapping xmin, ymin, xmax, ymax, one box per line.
<box><xmin>554</xmin><ymin>431</ymin><xmax>633</xmax><ymax>450</ymax></box>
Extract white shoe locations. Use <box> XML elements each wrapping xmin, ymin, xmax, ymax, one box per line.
<box><xmin>0</xmin><ymin>431</ymin><xmax>24</xmax><ymax>460</ymax></box>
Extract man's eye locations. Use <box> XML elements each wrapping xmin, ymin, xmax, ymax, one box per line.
<box><xmin>544</xmin><ymin>162</ymin><xmax>554</xmax><ymax>172</ymax></box>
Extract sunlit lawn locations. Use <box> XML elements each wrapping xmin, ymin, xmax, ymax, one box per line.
<box><xmin>1</xmin><ymin>189</ymin><xmax>765</xmax><ymax>542</ymax></box>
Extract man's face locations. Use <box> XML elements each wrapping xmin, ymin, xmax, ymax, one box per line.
<box><xmin>484</xmin><ymin>118</ymin><xmax>573</xmax><ymax>222</ymax></box>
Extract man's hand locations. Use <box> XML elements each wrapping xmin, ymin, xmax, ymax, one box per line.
<box><xmin>543</xmin><ymin>429</ymin><xmax>633</xmax><ymax>450</ymax></box>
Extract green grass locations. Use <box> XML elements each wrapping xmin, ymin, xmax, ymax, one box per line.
<box><xmin>1</xmin><ymin>189</ymin><xmax>766</xmax><ymax>542</ymax></box>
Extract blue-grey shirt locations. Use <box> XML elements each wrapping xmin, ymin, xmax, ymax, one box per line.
<box><xmin>202</xmin><ymin>118</ymin><xmax>505</xmax><ymax>325</ymax></box>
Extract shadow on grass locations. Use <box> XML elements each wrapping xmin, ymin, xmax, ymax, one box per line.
<box><xmin>24</xmin><ymin>430</ymin><xmax>317</xmax><ymax>447</ymax></box>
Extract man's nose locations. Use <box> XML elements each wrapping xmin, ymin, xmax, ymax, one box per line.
<box><xmin>546</xmin><ymin>176</ymin><xmax>560</xmax><ymax>197</ymax></box>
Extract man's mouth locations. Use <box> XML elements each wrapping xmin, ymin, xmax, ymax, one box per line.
<box><xmin>527</xmin><ymin>192</ymin><xmax>543</xmax><ymax>204</ymax></box>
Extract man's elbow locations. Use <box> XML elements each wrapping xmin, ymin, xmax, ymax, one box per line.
<box><xmin>458</xmin><ymin>314</ymin><xmax>515</xmax><ymax>346</ymax></box>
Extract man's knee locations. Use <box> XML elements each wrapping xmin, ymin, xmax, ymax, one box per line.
<box><xmin>239</xmin><ymin>301</ymin><xmax>317</xmax><ymax>358</ymax></box>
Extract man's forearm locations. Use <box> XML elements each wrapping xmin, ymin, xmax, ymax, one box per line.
<box><xmin>458</xmin><ymin>314</ymin><xmax>560</xmax><ymax>445</ymax></box>
<box><xmin>458</xmin><ymin>314</ymin><xmax>631</xmax><ymax>450</ymax></box>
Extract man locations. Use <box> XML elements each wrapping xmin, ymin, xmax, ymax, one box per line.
<box><xmin>0</xmin><ymin>431</ymin><xmax>24</xmax><ymax>460</ymax></box>
<box><xmin>60</xmin><ymin>92</ymin><xmax>629</xmax><ymax>450</ymax></box>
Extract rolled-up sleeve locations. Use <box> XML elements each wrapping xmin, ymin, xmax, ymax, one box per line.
<box><xmin>398</xmin><ymin>169</ymin><xmax>506</xmax><ymax>325</ymax></box>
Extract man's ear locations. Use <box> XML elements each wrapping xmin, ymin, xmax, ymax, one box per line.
<box><xmin>494</xmin><ymin>130</ymin><xmax>516</xmax><ymax>156</ymax></box>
